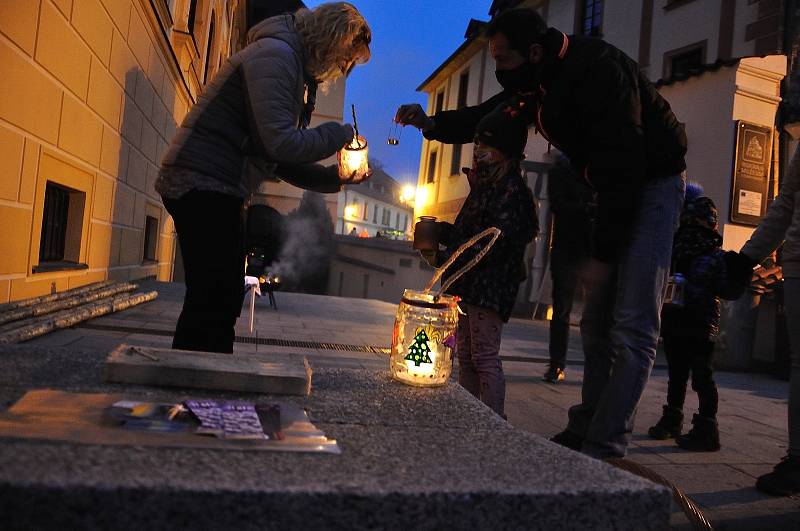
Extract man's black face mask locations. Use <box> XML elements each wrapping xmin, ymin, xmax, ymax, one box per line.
<box><xmin>495</xmin><ymin>62</ymin><xmax>539</xmax><ymax>93</ymax></box>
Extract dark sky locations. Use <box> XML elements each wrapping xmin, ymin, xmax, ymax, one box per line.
<box><xmin>305</xmin><ymin>0</ymin><xmax>492</xmax><ymax>185</ymax></box>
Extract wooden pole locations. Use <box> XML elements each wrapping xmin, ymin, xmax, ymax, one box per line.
<box><xmin>0</xmin><ymin>283</ymin><xmax>136</xmax><ymax>327</ymax></box>
<box><xmin>0</xmin><ymin>291</ymin><xmax>158</xmax><ymax>345</ymax></box>
<box><xmin>0</xmin><ymin>280</ymin><xmax>116</xmax><ymax>314</ymax></box>
<box><xmin>249</xmin><ymin>287</ymin><xmax>256</xmax><ymax>334</ymax></box>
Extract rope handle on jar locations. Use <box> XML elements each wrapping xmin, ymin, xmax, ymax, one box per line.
<box><xmin>422</xmin><ymin>227</ymin><xmax>502</xmax><ymax>298</ymax></box>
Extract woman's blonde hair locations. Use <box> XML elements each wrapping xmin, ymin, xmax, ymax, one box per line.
<box><xmin>294</xmin><ymin>2</ymin><xmax>371</xmax><ymax>82</ymax></box>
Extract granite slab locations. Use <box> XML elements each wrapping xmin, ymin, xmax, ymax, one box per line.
<box><xmin>0</xmin><ymin>344</ymin><xmax>670</xmax><ymax>530</ymax></box>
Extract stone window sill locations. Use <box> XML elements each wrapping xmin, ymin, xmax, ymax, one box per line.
<box><xmin>32</xmin><ymin>262</ymin><xmax>89</xmax><ymax>274</ymax></box>
<box><xmin>663</xmin><ymin>0</ymin><xmax>699</xmax><ymax>11</ymax></box>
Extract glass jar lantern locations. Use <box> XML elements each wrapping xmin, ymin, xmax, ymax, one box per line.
<box><xmin>390</xmin><ymin>289</ymin><xmax>459</xmax><ymax>387</ymax></box>
<box><xmin>338</xmin><ymin>135</ymin><xmax>369</xmax><ymax>182</ymax></box>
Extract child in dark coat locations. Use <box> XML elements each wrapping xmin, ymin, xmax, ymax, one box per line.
<box><xmin>649</xmin><ymin>184</ymin><xmax>741</xmax><ymax>451</ymax></box>
<box><xmin>430</xmin><ymin>109</ymin><xmax>538</xmax><ymax>417</ymax></box>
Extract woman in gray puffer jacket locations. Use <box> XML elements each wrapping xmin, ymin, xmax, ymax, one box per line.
<box><xmin>156</xmin><ymin>3</ymin><xmax>371</xmax><ymax>354</ymax></box>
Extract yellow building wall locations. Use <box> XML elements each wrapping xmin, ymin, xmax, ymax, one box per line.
<box><xmin>0</xmin><ymin>0</ymin><xmax>232</xmax><ymax>303</ymax></box>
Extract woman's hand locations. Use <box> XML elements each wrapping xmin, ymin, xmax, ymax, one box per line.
<box><xmin>340</xmin><ymin>167</ymin><xmax>373</xmax><ymax>185</ymax></box>
<box><xmin>342</xmin><ymin>124</ymin><xmax>355</xmax><ymax>145</ymax></box>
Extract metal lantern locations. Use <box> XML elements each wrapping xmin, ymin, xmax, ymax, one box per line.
<box><xmin>390</xmin><ymin>290</ymin><xmax>459</xmax><ymax>387</ymax></box>
<box><xmin>390</xmin><ymin>227</ymin><xmax>502</xmax><ymax>388</ymax></box>
<box><xmin>338</xmin><ymin>135</ymin><xmax>369</xmax><ymax>182</ymax></box>
<box><xmin>412</xmin><ymin>216</ymin><xmax>439</xmax><ymax>251</ymax></box>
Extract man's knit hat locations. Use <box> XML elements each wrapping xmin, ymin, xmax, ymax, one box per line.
<box><xmin>475</xmin><ymin>108</ymin><xmax>529</xmax><ymax>158</ymax></box>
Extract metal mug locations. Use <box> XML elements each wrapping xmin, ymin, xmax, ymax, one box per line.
<box><xmin>413</xmin><ymin>216</ymin><xmax>439</xmax><ymax>251</ymax></box>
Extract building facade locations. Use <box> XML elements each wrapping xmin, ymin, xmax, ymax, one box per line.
<box><xmin>336</xmin><ymin>168</ymin><xmax>414</xmax><ymax>239</ymax></box>
<box><xmin>327</xmin><ymin>235</ymin><xmax>434</xmax><ymax>303</ymax></box>
<box><xmin>0</xmin><ymin>0</ymin><xmax>238</xmax><ymax>302</ymax></box>
<box><xmin>415</xmin><ymin>0</ymin><xmax>790</xmax><ymax>320</ymax></box>
<box><xmin>0</xmin><ymin>0</ymin><xmax>346</xmax><ymax>303</ymax></box>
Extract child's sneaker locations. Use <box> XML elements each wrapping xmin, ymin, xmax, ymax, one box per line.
<box><xmin>676</xmin><ymin>414</ymin><xmax>720</xmax><ymax>452</ymax></box>
<box><xmin>542</xmin><ymin>365</ymin><xmax>565</xmax><ymax>384</ymax></box>
<box><xmin>648</xmin><ymin>405</ymin><xmax>683</xmax><ymax>440</ymax></box>
<box><xmin>756</xmin><ymin>455</ymin><xmax>800</xmax><ymax>496</ymax></box>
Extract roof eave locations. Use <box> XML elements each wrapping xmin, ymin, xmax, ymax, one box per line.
<box><xmin>654</xmin><ymin>57</ymin><xmax>742</xmax><ymax>88</ymax></box>
<box><xmin>416</xmin><ymin>20</ymin><xmax>488</xmax><ymax>93</ymax></box>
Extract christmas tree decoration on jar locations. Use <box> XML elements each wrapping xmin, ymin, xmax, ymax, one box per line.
<box><xmin>405</xmin><ymin>329</ymin><xmax>433</xmax><ymax>366</ymax></box>
<box><xmin>338</xmin><ymin>105</ymin><xmax>369</xmax><ymax>182</ymax></box>
<box><xmin>390</xmin><ymin>227</ymin><xmax>502</xmax><ymax>387</ymax></box>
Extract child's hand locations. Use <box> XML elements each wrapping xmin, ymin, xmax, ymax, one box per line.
<box><xmin>419</xmin><ymin>250</ymin><xmax>438</xmax><ymax>268</ymax></box>
<box><xmin>721</xmin><ymin>251</ymin><xmax>758</xmax><ymax>299</ymax></box>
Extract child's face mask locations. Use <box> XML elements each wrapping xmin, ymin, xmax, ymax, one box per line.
<box><xmin>467</xmin><ymin>142</ymin><xmax>506</xmax><ymax>186</ymax></box>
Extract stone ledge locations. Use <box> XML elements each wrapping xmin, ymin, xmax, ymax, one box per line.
<box><xmin>0</xmin><ymin>344</ymin><xmax>670</xmax><ymax>530</ymax></box>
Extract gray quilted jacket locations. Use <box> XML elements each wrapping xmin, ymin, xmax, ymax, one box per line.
<box><xmin>742</xmin><ymin>145</ymin><xmax>800</xmax><ymax>278</ymax></box>
<box><xmin>159</xmin><ymin>15</ymin><xmax>351</xmax><ymax>194</ymax></box>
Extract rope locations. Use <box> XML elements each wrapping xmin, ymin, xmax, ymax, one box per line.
<box><xmin>423</xmin><ymin>227</ymin><xmax>502</xmax><ymax>297</ymax></box>
<box><xmin>606</xmin><ymin>458</ymin><xmax>714</xmax><ymax>531</ymax></box>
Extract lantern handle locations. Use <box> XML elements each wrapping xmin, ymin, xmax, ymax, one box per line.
<box><xmin>423</xmin><ymin>227</ymin><xmax>502</xmax><ymax>297</ymax></box>
<box><xmin>351</xmin><ymin>104</ymin><xmax>363</xmax><ymax>148</ymax></box>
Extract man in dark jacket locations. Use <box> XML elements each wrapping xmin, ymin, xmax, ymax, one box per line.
<box><xmin>396</xmin><ymin>8</ymin><xmax>687</xmax><ymax>458</ymax></box>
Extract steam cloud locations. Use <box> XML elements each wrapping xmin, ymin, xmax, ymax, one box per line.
<box><xmin>269</xmin><ymin>191</ymin><xmax>335</xmax><ymax>293</ymax></box>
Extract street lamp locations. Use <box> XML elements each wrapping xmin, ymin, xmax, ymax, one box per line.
<box><xmin>400</xmin><ymin>185</ymin><xmax>416</xmax><ymax>205</ymax></box>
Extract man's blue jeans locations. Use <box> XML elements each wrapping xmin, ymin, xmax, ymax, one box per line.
<box><xmin>566</xmin><ymin>173</ymin><xmax>686</xmax><ymax>458</ymax></box>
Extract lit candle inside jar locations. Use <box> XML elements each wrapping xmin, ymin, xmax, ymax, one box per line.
<box><xmin>338</xmin><ymin>135</ymin><xmax>369</xmax><ymax>182</ymax></box>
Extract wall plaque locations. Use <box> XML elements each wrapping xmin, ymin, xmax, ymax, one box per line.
<box><xmin>730</xmin><ymin>121</ymin><xmax>773</xmax><ymax>226</ymax></box>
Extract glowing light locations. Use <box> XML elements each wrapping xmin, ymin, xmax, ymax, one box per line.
<box><xmin>390</xmin><ymin>290</ymin><xmax>459</xmax><ymax>387</ymax></box>
<box><xmin>401</xmin><ymin>185</ymin><xmax>416</xmax><ymax>204</ymax></box>
<box><xmin>338</xmin><ymin>136</ymin><xmax>369</xmax><ymax>182</ymax></box>
<box><xmin>344</xmin><ymin>205</ymin><xmax>357</xmax><ymax>219</ymax></box>
<box><xmin>414</xmin><ymin>186</ymin><xmax>429</xmax><ymax>211</ymax></box>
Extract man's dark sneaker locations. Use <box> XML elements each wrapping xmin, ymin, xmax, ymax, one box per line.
<box><xmin>542</xmin><ymin>365</ymin><xmax>566</xmax><ymax>384</ymax></box>
<box><xmin>676</xmin><ymin>414</ymin><xmax>720</xmax><ymax>452</ymax></box>
<box><xmin>756</xmin><ymin>455</ymin><xmax>800</xmax><ymax>496</ymax></box>
<box><xmin>550</xmin><ymin>429</ymin><xmax>583</xmax><ymax>451</ymax></box>
<box><xmin>648</xmin><ymin>405</ymin><xmax>684</xmax><ymax>440</ymax></box>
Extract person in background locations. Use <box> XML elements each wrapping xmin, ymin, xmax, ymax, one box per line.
<box><xmin>156</xmin><ymin>3</ymin><xmax>371</xmax><ymax>354</ymax></box>
<box><xmin>543</xmin><ymin>156</ymin><xmax>594</xmax><ymax>384</ymax></box>
<box><xmin>734</xmin><ymin>146</ymin><xmax>800</xmax><ymax>495</ymax></box>
<box><xmin>423</xmin><ymin>109</ymin><xmax>538</xmax><ymax>417</ymax></box>
<box><xmin>648</xmin><ymin>184</ymin><xmax>744</xmax><ymax>451</ymax></box>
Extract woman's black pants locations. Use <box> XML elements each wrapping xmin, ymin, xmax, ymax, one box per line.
<box><xmin>163</xmin><ymin>190</ymin><xmax>245</xmax><ymax>354</ymax></box>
